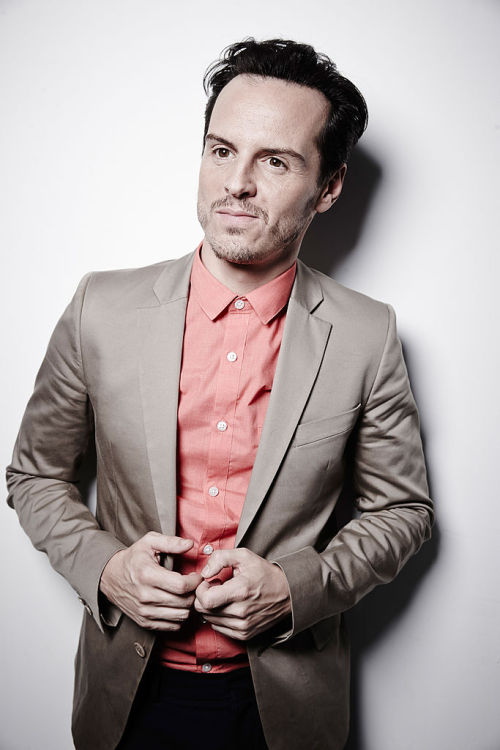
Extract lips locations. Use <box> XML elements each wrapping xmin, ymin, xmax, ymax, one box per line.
<box><xmin>216</xmin><ymin>209</ymin><xmax>258</xmax><ymax>219</ymax></box>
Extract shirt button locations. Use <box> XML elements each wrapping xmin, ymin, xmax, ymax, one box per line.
<box><xmin>202</xmin><ymin>663</ymin><xmax>212</xmax><ymax>673</ymax></box>
<box><xmin>226</xmin><ymin>351</ymin><xmax>237</xmax><ymax>362</ymax></box>
<box><xmin>203</xmin><ymin>544</ymin><xmax>214</xmax><ymax>555</ymax></box>
<box><xmin>208</xmin><ymin>486</ymin><xmax>219</xmax><ymax>497</ymax></box>
<box><xmin>234</xmin><ymin>299</ymin><xmax>245</xmax><ymax>310</ymax></box>
<box><xmin>216</xmin><ymin>420</ymin><xmax>228</xmax><ymax>432</ymax></box>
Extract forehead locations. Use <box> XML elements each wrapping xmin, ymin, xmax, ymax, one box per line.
<box><xmin>208</xmin><ymin>74</ymin><xmax>329</xmax><ymax>153</ymax></box>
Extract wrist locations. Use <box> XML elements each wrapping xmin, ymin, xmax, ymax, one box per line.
<box><xmin>99</xmin><ymin>548</ymin><xmax>126</xmax><ymax>597</ymax></box>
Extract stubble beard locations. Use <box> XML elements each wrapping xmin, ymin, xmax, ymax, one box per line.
<box><xmin>197</xmin><ymin>196</ymin><xmax>317</xmax><ymax>265</ymax></box>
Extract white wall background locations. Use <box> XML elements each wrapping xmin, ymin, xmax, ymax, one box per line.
<box><xmin>1</xmin><ymin>1</ymin><xmax>498</xmax><ymax>749</ymax></box>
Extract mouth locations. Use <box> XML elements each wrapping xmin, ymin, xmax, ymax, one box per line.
<box><xmin>216</xmin><ymin>209</ymin><xmax>258</xmax><ymax>219</ymax></box>
<box><xmin>215</xmin><ymin>209</ymin><xmax>259</xmax><ymax>227</ymax></box>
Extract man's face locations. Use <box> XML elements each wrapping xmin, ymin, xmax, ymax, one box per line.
<box><xmin>197</xmin><ymin>74</ymin><xmax>339</xmax><ymax>267</ymax></box>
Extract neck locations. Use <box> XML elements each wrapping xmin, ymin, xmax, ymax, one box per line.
<box><xmin>200</xmin><ymin>241</ymin><xmax>299</xmax><ymax>295</ymax></box>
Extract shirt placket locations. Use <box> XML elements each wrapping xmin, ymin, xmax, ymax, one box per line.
<box><xmin>195</xmin><ymin>297</ymin><xmax>251</xmax><ymax>666</ymax></box>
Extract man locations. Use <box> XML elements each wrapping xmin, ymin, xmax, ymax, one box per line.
<box><xmin>6</xmin><ymin>38</ymin><xmax>433</xmax><ymax>750</ymax></box>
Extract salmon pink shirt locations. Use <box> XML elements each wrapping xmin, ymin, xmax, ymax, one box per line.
<box><xmin>156</xmin><ymin>245</ymin><xmax>296</xmax><ymax>673</ymax></box>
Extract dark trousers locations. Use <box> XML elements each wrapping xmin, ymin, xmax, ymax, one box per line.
<box><xmin>116</xmin><ymin>662</ymin><xmax>269</xmax><ymax>750</ymax></box>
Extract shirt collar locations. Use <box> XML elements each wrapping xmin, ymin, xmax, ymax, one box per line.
<box><xmin>190</xmin><ymin>244</ymin><xmax>296</xmax><ymax>325</ymax></box>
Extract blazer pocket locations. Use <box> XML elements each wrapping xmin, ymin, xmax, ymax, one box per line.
<box><xmin>311</xmin><ymin>616</ymin><xmax>338</xmax><ymax>651</ymax></box>
<box><xmin>291</xmin><ymin>404</ymin><xmax>361</xmax><ymax>448</ymax></box>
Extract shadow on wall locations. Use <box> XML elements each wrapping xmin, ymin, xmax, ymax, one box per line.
<box><xmin>300</xmin><ymin>145</ymin><xmax>439</xmax><ymax>750</ymax></box>
<box><xmin>300</xmin><ymin>145</ymin><xmax>382</xmax><ymax>276</ymax></box>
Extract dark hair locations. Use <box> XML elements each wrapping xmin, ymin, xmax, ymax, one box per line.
<box><xmin>203</xmin><ymin>38</ymin><xmax>368</xmax><ymax>186</ymax></box>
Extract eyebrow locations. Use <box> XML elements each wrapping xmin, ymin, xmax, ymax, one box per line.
<box><xmin>205</xmin><ymin>133</ymin><xmax>306</xmax><ymax>165</ymax></box>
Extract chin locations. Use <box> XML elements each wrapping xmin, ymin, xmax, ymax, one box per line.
<box><xmin>211</xmin><ymin>244</ymin><xmax>263</xmax><ymax>265</ymax></box>
<box><xmin>205</xmin><ymin>231</ymin><xmax>265</xmax><ymax>264</ymax></box>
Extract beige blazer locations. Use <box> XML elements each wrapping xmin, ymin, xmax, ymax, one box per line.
<box><xmin>6</xmin><ymin>250</ymin><xmax>433</xmax><ymax>750</ymax></box>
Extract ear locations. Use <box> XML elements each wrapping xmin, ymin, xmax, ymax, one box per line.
<box><xmin>315</xmin><ymin>164</ymin><xmax>347</xmax><ymax>214</ymax></box>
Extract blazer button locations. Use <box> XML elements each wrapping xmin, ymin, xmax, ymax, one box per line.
<box><xmin>78</xmin><ymin>596</ymin><xmax>93</xmax><ymax>618</ymax></box>
<box><xmin>134</xmin><ymin>642</ymin><xmax>146</xmax><ymax>658</ymax></box>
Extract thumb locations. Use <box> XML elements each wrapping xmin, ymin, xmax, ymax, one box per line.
<box><xmin>201</xmin><ymin>549</ymin><xmax>241</xmax><ymax>578</ymax></box>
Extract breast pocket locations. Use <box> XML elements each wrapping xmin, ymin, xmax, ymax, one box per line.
<box><xmin>291</xmin><ymin>404</ymin><xmax>361</xmax><ymax>448</ymax></box>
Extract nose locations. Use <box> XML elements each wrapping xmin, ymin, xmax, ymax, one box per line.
<box><xmin>224</xmin><ymin>158</ymin><xmax>256</xmax><ymax>199</ymax></box>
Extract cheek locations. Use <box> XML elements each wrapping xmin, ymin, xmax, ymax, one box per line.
<box><xmin>198</xmin><ymin>169</ymin><xmax>211</xmax><ymax>198</ymax></box>
<box><xmin>197</xmin><ymin>165</ymin><xmax>213</xmax><ymax>200</ymax></box>
<box><xmin>273</xmin><ymin>194</ymin><xmax>312</xmax><ymax>226</ymax></box>
<box><xmin>199</xmin><ymin>160</ymin><xmax>226</xmax><ymax>192</ymax></box>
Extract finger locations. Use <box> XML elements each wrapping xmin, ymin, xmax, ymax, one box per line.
<box><xmin>195</xmin><ymin>577</ymin><xmax>245</xmax><ymax>610</ymax></box>
<box><xmin>137</xmin><ymin>605</ymin><xmax>192</xmax><ymax>623</ymax></box>
<box><xmin>194</xmin><ymin>599</ymin><xmax>246</xmax><ymax>618</ymax></box>
<box><xmin>137</xmin><ymin>587</ymin><xmax>197</xmax><ymax>608</ymax></box>
<box><xmin>201</xmin><ymin>548</ymin><xmax>250</xmax><ymax>578</ymax></box>
<box><xmin>198</xmin><ymin>612</ymin><xmax>244</xmax><ymax>626</ymax></box>
<box><xmin>209</xmin><ymin>623</ymin><xmax>248</xmax><ymax>641</ymax></box>
<box><xmin>146</xmin><ymin>567</ymin><xmax>203</xmax><ymax>595</ymax></box>
<box><xmin>137</xmin><ymin>618</ymin><xmax>185</xmax><ymax>632</ymax></box>
<box><xmin>141</xmin><ymin>532</ymin><xmax>194</xmax><ymax>556</ymax></box>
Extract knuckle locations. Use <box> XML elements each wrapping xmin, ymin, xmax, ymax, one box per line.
<box><xmin>199</xmin><ymin>593</ymin><xmax>211</xmax><ymax>610</ymax></box>
<box><xmin>170</xmin><ymin>575</ymin><xmax>185</xmax><ymax>594</ymax></box>
<box><xmin>234</xmin><ymin>603</ymin><xmax>246</xmax><ymax>618</ymax></box>
<box><xmin>141</xmin><ymin>568</ymin><xmax>153</xmax><ymax>586</ymax></box>
<box><xmin>238</xmin><ymin>580</ymin><xmax>250</xmax><ymax>599</ymax></box>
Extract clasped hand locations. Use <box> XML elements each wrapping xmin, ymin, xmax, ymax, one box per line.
<box><xmin>99</xmin><ymin>532</ymin><xmax>291</xmax><ymax>640</ymax></box>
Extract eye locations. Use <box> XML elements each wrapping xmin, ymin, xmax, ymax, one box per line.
<box><xmin>267</xmin><ymin>156</ymin><xmax>286</xmax><ymax>169</ymax></box>
<box><xmin>213</xmin><ymin>147</ymin><xmax>231</xmax><ymax>159</ymax></box>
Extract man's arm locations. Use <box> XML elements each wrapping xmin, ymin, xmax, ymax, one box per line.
<box><xmin>271</xmin><ymin>304</ymin><xmax>433</xmax><ymax>639</ymax></box>
<box><xmin>6</xmin><ymin>275</ymin><xmax>128</xmax><ymax>631</ymax></box>
<box><xmin>195</xmin><ymin>304</ymin><xmax>433</xmax><ymax>641</ymax></box>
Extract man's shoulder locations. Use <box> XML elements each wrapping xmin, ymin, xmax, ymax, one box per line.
<box><xmin>82</xmin><ymin>251</ymin><xmax>195</xmax><ymax>309</ymax></box>
<box><xmin>297</xmin><ymin>259</ymin><xmax>390</xmax><ymax>329</ymax></box>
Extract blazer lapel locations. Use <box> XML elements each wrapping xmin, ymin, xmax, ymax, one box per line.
<box><xmin>138</xmin><ymin>252</ymin><xmax>195</xmax><ymax>537</ymax></box>
<box><xmin>235</xmin><ymin>260</ymin><xmax>332</xmax><ymax>546</ymax></box>
<box><xmin>138</xmin><ymin>251</ymin><xmax>331</xmax><ymax>547</ymax></box>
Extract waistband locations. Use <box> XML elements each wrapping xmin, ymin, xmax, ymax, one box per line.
<box><xmin>146</xmin><ymin>663</ymin><xmax>255</xmax><ymax>701</ymax></box>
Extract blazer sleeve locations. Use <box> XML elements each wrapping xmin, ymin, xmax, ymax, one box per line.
<box><xmin>272</xmin><ymin>304</ymin><xmax>434</xmax><ymax>640</ymax></box>
<box><xmin>5</xmin><ymin>275</ymin><xmax>127</xmax><ymax>633</ymax></box>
